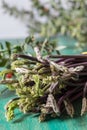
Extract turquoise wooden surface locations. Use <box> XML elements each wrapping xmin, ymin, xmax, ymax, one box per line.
<box><xmin>0</xmin><ymin>37</ymin><xmax>87</xmax><ymax>130</ymax></box>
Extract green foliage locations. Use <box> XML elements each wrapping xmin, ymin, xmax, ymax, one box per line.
<box><xmin>5</xmin><ymin>99</ymin><xmax>18</xmax><ymax>121</ymax></box>
<box><xmin>0</xmin><ymin>42</ymin><xmax>23</xmax><ymax>68</ymax></box>
<box><xmin>2</xmin><ymin>0</ymin><xmax>87</xmax><ymax>45</ymax></box>
<box><xmin>5</xmin><ymin>41</ymin><xmax>11</xmax><ymax>55</ymax></box>
<box><xmin>0</xmin><ymin>36</ymin><xmax>59</xmax><ymax>68</ymax></box>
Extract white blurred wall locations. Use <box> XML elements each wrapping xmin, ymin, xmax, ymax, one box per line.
<box><xmin>0</xmin><ymin>0</ymin><xmax>66</xmax><ymax>39</ymax></box>
<box><xmin>0</xmin><ymin>0</ymin><xmax>29</xmax><ymax>39</ymax></box>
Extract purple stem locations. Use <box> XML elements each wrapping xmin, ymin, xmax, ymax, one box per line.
<box><xmin>58</xmin><ymin>87</ymin><xmax>82</xmax><ymax>107</ymax></box>
<box><xmin>79</xmin><ymin>72</ymin><xmax>87</xmax><ymax>76</ymax></box>
<box><xmin>67</xmin><ymin>62</ymin><xmax>87</xmax><ymax>68</ymax></box>
<box><xmin>49</xmin><ymin>55</ymin><xmax>87</xmax><ymax>59</ymax></box>
<box><xmin>55</xmin><ymin>58</ymin><xmax>68</xmax><ymax>63</ymax></box>
<box><xmin>65</xmin><ymin>82</ymin><xmax>85</xmax><ymax>87</ymax></box>
<box><xmin>16</xmin><ymin>54</ymin><xmax>41</xmax><ymax>62</ymax></box>
<box><xmin>60</xmin><ymin>91</ymin><xmax>83</xmax><ymax>114</ymax></box>
<box><xmin>61</xmin><ymin>58</ymin><xmax>75</xmax><ymax>63</ymax></box>
<box><xmin>70</xmin><ymin>91</ymin><xmax>82</xmax><ymax>102</ymax></box>
<box><xmin>83</xmin><ymin>82</ymin><xmax>87</xmax><ymax>97</ymax></box>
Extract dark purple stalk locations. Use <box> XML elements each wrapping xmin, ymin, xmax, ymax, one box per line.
<box><xmin>55</xmin><ymin>58</ymin><xmax>67</xmax><ymax>63</ymax></box>
<box><xmin>58</xmin><ymin>87</ymin><xmax>82</xmax><ymax>106</ymax></box>
<box><xmin>49</xmin><ymin>55</ymin><xmax>87</xmax><ymax>59</ymax></box>
<box><xmin>64</xmin><ymin>62</ymin><xmax>74</xmax><ymax>66</ymax></box>
<box><xmin>67</xmin><ymin>62</ymin><xmax>87</xmax><ymax>68</ymax></box>
<box><xmin>83</xmin><ymin>82</ymin><xmax>87</xmax><ymax>97</ymax></box>
<box><xmin>79</xmin><ymin>72</ymin><xmax>87</xmax><ymax>76</ymax></box>
<box><xmin>70</xmin><ymin>91</ymin><xmax>83</xmax><ymax>102</ymax></box>
<box><xmin>59</xmin><ymin>58</ymin><xmax>75</xmax><ymax>64</ymax></box>
<box><xmin>61</xmin><ymin>91</ymin><xmax>83</xmax><ymax>114</ymax></box>
<box><xmin>65</xmin><ymin>82</ymin><xmax>85</xmax><ymax>87</ymax></box>
<box><xmin>15</xmin><ymin>54</ymin><xmax>41</xmax><ymax>62</ymax></box>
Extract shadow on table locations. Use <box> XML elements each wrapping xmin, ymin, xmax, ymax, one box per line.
<box><xmin>12</xmin><ymin>112</ymin><xmax>33</xmax><ymax>123</ymax></box>
<box><xmin>0</xmin><ymin>89</ymin><xmax>15</xmax><ymax>99</ymax></box>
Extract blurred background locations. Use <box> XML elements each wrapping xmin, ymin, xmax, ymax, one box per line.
<box><xmin>0</xmin><ymin>0</ymin><xmax>28</xmax><ymax>39</ymax></box>
<box><xmin>0</xmin><ymin>0</ymin><xmax>87</xmax><ymax>48</ymax></box>
<box><xmin>0</xmin><ymin>0</ymin><xmax>87</xmax><ymax>70</ymax></box>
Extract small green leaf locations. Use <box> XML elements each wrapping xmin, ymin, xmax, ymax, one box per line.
<box><xmin>0</xmin><ymin>43</ymin><xmax>4</xmax><ymax>49</ymax></box>
<box><xmin>25</xmin><ymin>36</ymin><xmax>34</xmax><ymax>45</ymax></box>
<box><xmin>13</xmin><ymin>46</ymin><xmax>23</xmax><ymax>53</ymax></box>
<box><xmin>0</xmin><ymin>58</ymin><xmax>8</xmax><ymax>67</ymax></box>
<box><xmin>5</xmin><ymin>41</ymin><xmax>11</xmax><ymax>56</ymax></box>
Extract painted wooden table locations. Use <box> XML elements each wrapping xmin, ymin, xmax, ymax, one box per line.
<box><xmin>0</xmin><ymin>37</ymin><xmax>87</xmax><ymax>130</ymax></box>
